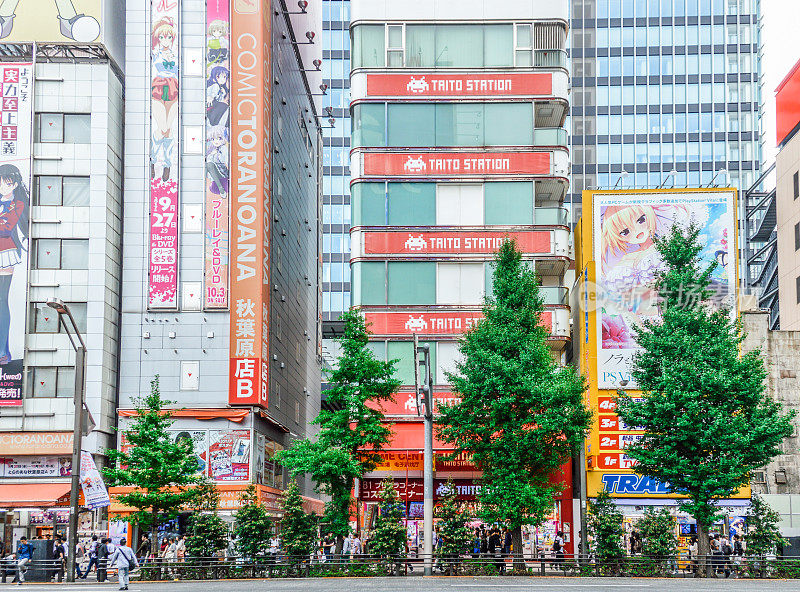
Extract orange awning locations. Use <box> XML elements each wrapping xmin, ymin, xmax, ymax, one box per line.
<box><xmin>0</xmin><ymin>483</ymin><xmax>71</xmax><ymax>508</ymax></box>
<box><xmin>118</xmin><ymin>408</ymin><xmax>249</xmax><ymax>422</ymax></box>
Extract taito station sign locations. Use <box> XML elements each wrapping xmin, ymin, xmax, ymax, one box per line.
<box><xmin>363</xmin><ymin>310</ymin><xmax>553</xmax><ymax>336</ymax></box>
<box><xmin>363</xmin><ymin>230</ymin><xmax>553</xmax><ymax>256</ymax></box>
<box><xmin>362</xmin><ymin>151</ymin><xmax>551</xmax><ymax>177</ymax></box>
<box><xmin>366</xmin><ymin>72</ymin><xmax>553</xmax><ymax>97</ymax></box>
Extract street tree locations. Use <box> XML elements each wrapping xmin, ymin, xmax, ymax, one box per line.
<box><xmin>437</xmin><ymin>240</ymin><xmax>591</xmax><ymax>569</ymax></box>
<box><xmin>745</xmin><ymin>494</ymin><xmax>786</xmax><ymax>558</ymax></box>
<box><xmin>369</xmin><ymin>478</ymin><xmax>407</xmax><ymax>570</ymax></box>
<box><xmin>185</xmin><ymin>481</ymin><xmax>228</xmax><ymax>559</ymax></box>
<box><xmin>280</xmin><ymin>480</ymin><xmax>317</xmax><ymax>567</ymax></box>
<box><xmin>435</xmin><ymin>479</ymin><xmax>473</xmax><ymax>573</ymax></box>
<box><xmin>587</xmin><ymin>488</ymin><xmax>625</xmax><ymax>563</ymax></box>
<box><xmin>636</xmin><ymin>507</ymin><xmax>677</xmax><ymax>560</ymax></box>
<box><xmin>276</xmin><ymin>310</ymin><xmax>401</xmax><ymax>554</ymax></box>
<box><xmin>104</xmin><ymin>376</ymin><xmax>201</xmax><ymax>547</ymax></box>
<box><xmin>233</xmin><ymin>485</ymin><xmax>273</xmax><ymax>559</ymax></box>
<box><xmin>616</xmin><ymin>223</ymin><xmax>794</xmax><ymax>573</ymax></box>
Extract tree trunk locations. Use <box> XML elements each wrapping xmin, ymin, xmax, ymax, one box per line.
<box><xmin>335</xmin><ymin>535</ymin><xmax>343</xmax><ymax>557</ymax></box>
<box><xmin>511</xmin><ymin>525</ymin><xmax>525</xmax><ymax>573</ymax></box>
<box><xmin>697</xmin><ymin>522</ymin><xmax>711</xmax><ymax>578</ymax></box>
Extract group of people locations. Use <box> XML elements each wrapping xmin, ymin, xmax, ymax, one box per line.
<box><xmin>0</xmin><ymin>535</ymin><xmax>138</xmax><ymax>589</ymax></box>
<box><xmin>686</xmin><ymin>533</ymin><xmax>746</xmax><ymax>577</ymax></box>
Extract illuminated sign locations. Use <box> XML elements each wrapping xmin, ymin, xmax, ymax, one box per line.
<box><xmin>362</xmin><ymin>151</ymin><xmax>551</xmax><ymax>177</ymax></box>
<box><xmin>363</xmin><ymin>310</ymin><xmax>553</xmax><ymax>336</ymax></box>
<box><xmin>362</xmin><ymin>230</ymin><xmax>553</xmax><ymax>255</ymax></box>
<box><xmin>366</xmin><ymin>72</ymin><xmax>552</xmax><ymax>97</ymax></box>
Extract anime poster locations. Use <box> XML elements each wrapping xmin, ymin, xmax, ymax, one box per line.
<box><xmin>148</xmin><ymin>1</ymin><xmax>180</xmax><ymax>309</ymax></box>
<box><xmin>0</xmin><ymin>63</ymin><xmax>31</xmax><ymax>407</ymax></box>
<box><xmin>204</xmin><ymin>0</ymin><xmax>230</xmax><ymax>309</ymax></box>
<box><xmin>208</xmin><ymin>429</ymin><xmax>250</xmax><ymax>482</ymax></box>
<box><xmin>79</xmin><ymin>451</ymin><xmax>110</xmax><ymax>509</ymax></box>
<box><xmin>170</xmin><ymin>429</ymin><xmax>208</xmax><ymax>476</ymax></box>
<box><xmin>594</xmin><ymin>191</ymin><xmax>737</xmax><ymax>389</ymax></box>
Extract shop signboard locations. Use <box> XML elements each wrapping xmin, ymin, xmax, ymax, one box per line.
<box><xmin>363</xmin><ymin>310</ymin><xmax>552</xmax><ymax>336</ymax></box>
<box><xmin>0</xmin><ymin>456</ymin><xmax>72</xmax><ymax>478</ymax></box>
<box><xmin>366</xmin><ymin>72</ymin><xmax>552</xmax><ymax>97</ymax></box>
<box><xmin>359</xmin><ymin>478</ymin><xmax>482</xmax><ymax>502</ymax></box>
<box><xmin>208</xmin><ymin>429</ymin><xmax>250</xmax><ymax>482</ymax></box>
<box><xmin>0</xmin><ymin>62</ymin><xmax>33</xmax><ymax>407</ymax></box>
<box><xmin>362</xmin><ymin>230</ymin><xmax>553</xmax><ymax>256</ymax></box>
<box><xmin>0</xmin><ymin>432</ymin><xmax>73</xmax><ymax>455</ymax></box>
<box><xmin>369</xmin><ymin>391</ymin><xmax>461</xmax><ymax>416</ymax></box>
<box><xmin>362</xmin><ymin>151</ymin><xmax>551</xmax><ymax>177</ymax></box>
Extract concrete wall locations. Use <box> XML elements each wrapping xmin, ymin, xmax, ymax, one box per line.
<box><xmin>777</xmin><ymin>132</ymin><xmax>800</xmax><ymax>330</ymax></box>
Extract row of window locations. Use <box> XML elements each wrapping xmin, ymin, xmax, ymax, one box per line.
<box><xmin>368</xmin><ymin>339</ymin><xmax>456</xmax><ymax>386</ymax></box>
<box><xmin>593</xmin><ymin>140</ymin><xmax>755</xmax><ymax>165</ymax></box>
<box><xmin>31</xmin><ymin>239</ymin><xmax>88</xmax><ymax>270</ymax></box>
<box><xmin>594</xmin><ymin>23</ymin><xmax>752</xmax><ymax>47</ymax></box>
<box><xmin>353</xmin><ymin>261</ymin><xmax>567</xmax><ymax>307</ymax></box>
<box><xmin>591</xmin><ymin>169</ymin><xmax>756</xmax><ymax>190</ymax></box>
<box><xmin>352</xmin><ymin>23</ymin><xmax>544</xmax><ymax>70</ymax></box>
<box><xmin>35</xmin><ymin>113</ymin><xmax>91</xmax><ymax>144</ymax></box>
<box><xmin>595</xmin><ymin>0</ymin><xmax>750</xmax><ymax>18</ymax></box>
<box><xmin>352</xmin><ymin>103</ymin><xmax>561</xmax><ymax>148</ymax></box>
<box><xmin>596</xmin><ymin>112</ymin><xmax>756</xmax><ymax>135</ymax></box>
<box><xmin>596</xmin><ymin>81</ymin><xmax>756</xmax><ymax>106</ymax></box>
<box><xmin>597</xmin><ymin>52</ymin><xmax>753</xmax><ymax>78</ymax></box>
<box><xmin>34</xmin><ymin>176</ymin><xmax>90</xmax><ymax>206</ymax></box>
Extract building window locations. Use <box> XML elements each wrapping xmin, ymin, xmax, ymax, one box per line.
<box><xmin>797</xmin><ymin>276</ymin><xmax>800</xmax><ymax>304</ymax></box>
<box><xmin>27</xmin><ymin>366</ymin><xmax>76</xmax><ymax>398</ymax></box>
<box><xmin>515</xmin><ymin>24</ymin><xmax>533</xmax><ymax>66</ymax></box>
<box><xmin>794</xmin><ymin>171</ymin><xmax>799</xmax><ymax>199</ymax></box>
<box><xmin>34</xmin><ymin>176</ymin><xmax>90</xmax><ymax>206</ymax></box>
<box><xmin>32</xmin><ymin>238</ymin><xmax>89</xmax><ymax>269</ymax></box>
<box><xmin>796</xmin><ymin>222</ymin><xmax>800</xmax><ymax>251</ymax></box>
<box><xmin>36</xmin><ymin>113</ymin><xmax>91</xmax><ymax>144</ymax></box>
<box><xmin>386</xmin><ymin>24</ymin><xmax>404</xmax><ymax>66</ymax></box>
<box><xmin>29</xmin><ymin>302</ymin><xmax>88</xmax><ymax>334</ymax></box>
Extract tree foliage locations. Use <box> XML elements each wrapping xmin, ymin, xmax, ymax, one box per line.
<box><xmin>369</xmin><ymin>479</ymin><xmax>406</xmax><ymax>558</ymax></box>
<box><xmin>276</xmin><ymin>310</ymin><xmax>400</xmax><ymax>544</ymax></box>
<box><xmin>435</xmin><ymin>480</ymin><xmax>472</xmax><ymax>558</ymax></box>
<box><xmin>280</xmin><ymin>481</ymin><xmax>317</xmax><ymax>560</ymax></box>
<box><xmin>185</xmin><ymin>481</ymin><xmax>228</xmax><ymax>559</ymax></box>
<box><xmin>103</xmin><ymin>376</ymin><xmax>200</xmax><ymax>539</ymax></box>
<box><xmin>615</xmin><ymin>224</ymin><xmax>794</xmax><ymax>550</ymax></box>
<box><xmin>233</xmin><ymin>485</ymin><xmax>273</xmax><ymax>559</ymax></box>
<box><xmin>745</xmin><ymin>494</ymin><xmax>786</xmax><ymax>557</ymax></box>
<box><xmin>436</xmin><ymin>240</ymin><xmax>591</xmax><ymax>554</ymax></box>
<box><xmin>636</xmin><ymin>507</ymin><xmax>677</xmax><ymax>559</ymax></box>
<box><xmin>588</xmin><ymin>488</ymin><xmax>625</xmax><ymax>562</ymax></box>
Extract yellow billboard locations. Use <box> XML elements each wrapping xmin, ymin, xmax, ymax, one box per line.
<box><xmin>0</xmin><ymin>0</ymin><xmax>102</xmax><ymax>43</ymax></box>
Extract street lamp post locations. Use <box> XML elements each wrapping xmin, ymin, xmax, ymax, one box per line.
<box><xmin>47</xmin><ymin>298</ymin><xmax>86</xmax><ymax>583</ymax></box>
<box><xmin>413</xmin><ymin>334</ymin><xmax>434</xmax><ymax>576</ymax></box>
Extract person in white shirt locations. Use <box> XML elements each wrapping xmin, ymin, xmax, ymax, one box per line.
<box><xmin>107</xmin><ymin>539</ymin><xmax>138</xmax><ymax>591</ymax></box>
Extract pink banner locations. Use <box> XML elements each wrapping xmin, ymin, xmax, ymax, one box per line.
<box><xmin>363</xmin><ymin>310</ymin><xmax>552</xmax><ymax>336</ymax></box>
<box><xmin>366</xmin><ymin>72</ymin><xmax>552</xmax><ymax>97</ymax></box>
<box><xmin>148</xmin><ymin>0</ymin><xmax>180</xmax><ymax>308</ymax></box>
<box><xmin>362</xmin><ymin>151</ymin><xmax>551</xmax><ymax>177</ymax></box>
<box><xmin>362</xmin><ymin>230</ymin><xmax>553</xmax><ymax>255</ymax></box>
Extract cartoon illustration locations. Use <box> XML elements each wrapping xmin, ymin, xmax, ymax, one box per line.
<box><xmin>404</xmin><ymin>234</ymin><xmax>427</xmax><ymax>251</ymax></box>
<box><xmin>404</xmin><ymin>156</ymin><xmax>426</xmax><ymax>173</ymax></box>
<box><xmin>0</xmin><ymin>163</ymin><xmax>28</xmax><ymax>364</ymax></box>
<box><xmin>0</xmin><ymin>0</ymin><xmax>100</xmax><ymax>42</ymax></box>
<box><xmin>406</xmin><ymin>76</ymin><xmax>429</xmax><ymax>94</ymax></box>
<box><xmin>206</xmin><ymin>18</ymin><xmax>229</xmax><ymax>65</ymax></box>
<box><xmin>150</xmin><ymin>16</ymin><xmax>179</xmax><ymax>183</ymax></box>
<box><xmin>404</xmin><ymin>394</ymin><xmax>416</xmax><ymax>411</ymax></box>
<box><xmin>206</xmin><ymin>125</ymin><xmax>229</xmax><ymax>197</ymax></box>
<box><xmin>206</xmin><ymin>65</ymin><xmax>229</xmax><ymax>127</ymax></box>
<box><xmin>404</xmin><ymin>315</ymin><xmax>428</xmax><ymax>332</ymax></box>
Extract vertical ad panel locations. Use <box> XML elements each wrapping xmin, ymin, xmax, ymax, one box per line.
<box><xmin>229</xmin><ymin>0</ymin><xmax>267</xmax><ymax>406</ymax></box>
<box><xmin>259</xmin><ymin>0</ymin><xmax>271</xmax><ymax>408</ymax></box>
<box><xmin>0</xmin><ymin>63</ymin><xmax>32</xmax><ymax>407</ymax></box>
<box><xmin>204</xmin><ymin>0</ymin><xmax>231</xmax><ymax>309</ymax></box>
<box><xmin>148</xmin><ymin>0</ymin><xmax>180</xmax><ymax>309</ymax></box>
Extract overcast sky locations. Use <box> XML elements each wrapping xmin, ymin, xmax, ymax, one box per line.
<box><xmin>761</xmin><ymin>0</ymin><xmax>800</xmax><ymax>162</ymax></box>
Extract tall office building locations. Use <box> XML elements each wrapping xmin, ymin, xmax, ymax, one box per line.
<box><xmin>349</xmin><ymin>0</ymin><xmax>575</xmax><ymax>551</ymax></box>
<box><xmin>569</xmin><ymin>0</ymin><xmax>761</xmax><ymax>223</ymax></box>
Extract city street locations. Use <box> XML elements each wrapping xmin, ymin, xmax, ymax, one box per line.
<box><xmin>5</xmin><ymin>578</ymin><xmax>800</xmax><ymax>592</ymax></box>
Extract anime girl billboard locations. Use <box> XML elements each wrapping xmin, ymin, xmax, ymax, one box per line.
<box><xmin>593</xmin><ymin>190</ymin><xmax>737</xmax><ymax>389</ymax></box>
<box><xmin>0</xmin><ymin>63</ymin><xmax>32</xmax><ymax>406</ymax></box>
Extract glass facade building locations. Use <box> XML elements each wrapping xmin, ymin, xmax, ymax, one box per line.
<box><xmin>569</xmin><ymin>0</ymin><xmax>762</xmax><ymax>223</ymax></box>
<box><xmin>322</xmin><ymin>0</ymin><xmax>353</xmax><ymax>322</ymax></box>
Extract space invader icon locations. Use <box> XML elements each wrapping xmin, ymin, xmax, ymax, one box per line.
<box><xmin>403</xmin><ymin>155</ymin><xmax>426</xmax><ymax>173</ymax></box>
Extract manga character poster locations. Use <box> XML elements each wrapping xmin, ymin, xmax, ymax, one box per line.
<box><xmin>594</xmin><ymin>190</ymin><xmax>736</xmax><ymax>389</ymax></box>
<box><xmin>148</xmin><ymin>0</ymin><xmax>180</xmax><ymax>309</ymax></box>
<box><xmin>208</xmin><ymin>429</ymin><xmax>250</xmax><ymax>482</ymax></box>
<box><xmin>0</xmin><ymin>63</ymin><xmax>32</xmax><ymax>407</ymax></box>
<box><xmin>204</xmin><ymin>0</ymin><xmax>230</xmax><ymax>309</ymax></box>
<box><xmin>170</xmin><ymin>429</ymin><xmax>208</xmax><ymax>476</ymax></box>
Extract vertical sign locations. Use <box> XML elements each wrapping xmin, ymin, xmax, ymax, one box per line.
<box><xmin>148</xmin><ymin>0</ymin><xmax>180</xmax><ymax>309</ymax></box>
<box><xmin>0</xmin><ymin>63</ymin><xmax>32</xmax><ymax>407</ymax></box>
<box><xmin>79</xmin><ymin>451</ymin><xmax>110</xmax><ymax>509</ymax></box>
<box><xmin>229</xmin><ymin>0</ymin><xmax>270</xmax><ymax>407</ymax></box>
<box><xmin>204</xmin><ymin>0</ymin><xmax>230</xmax><ymax>309</ymax></box>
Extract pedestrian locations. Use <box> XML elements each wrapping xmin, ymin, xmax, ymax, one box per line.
<box><xmin>342</xmin><ymin>533</ymin><xmax>353</xmax><ymax>559</ymax></box>
<box><xmin>732</xmin><ymin>534</ymin><xmax>744</xmax><ymax>577</ymax></box>
<box><xmin>108</xmin><ymin>537</ymin><xmax>138</xmax><ymax>591</ymax></box>
<box><xmin>502</xmin><ymin>526</ymin><xmax>512</xmax><ymax>569</ymax></box>
<box><xmin>82</xmin><ymin>534</ymin><xmax>99</xmax><ymax>579</ymax></box>
<box><xmin>322</xmin><ymin>533</ymin><xmax>333</xmax><ymax>560</ymax></box>
<box><xmin>51</xmin><ymin>535</ymin><xmax>66</xmax><ymax>582</ymax></box>
<box><xmin>14</xmin><ymin>536</ymin><xmax>34</xmax><ymax>585</ymax></box>
<box><xmin>96</xmin><ymin>537</ymin><xmax>109</xmax><ymax>583</ymax></box>
<box><xmin>73</xmin><ymin>539</ymin><xmax>85</xmax><ymax>579</ymax></box>
<box><xmin>488</xmin><ymin>528</ymin><xmax>503</xmax><ymax>574</ymax></box>
<box><xmin>687</xmin><ymin>535</ymin><xmax>698</xmax><ymax>575</ymax></box>
<box><xmin>721</xmin><ymin>536</ymin><xmax>733</xmax><ymax>578</ymax></box>
<box><xmin>226</xmin><ymin>533</ymin><xmax>237</xmax><ymax>561</ymax></box>
<box><xmin>553</xmin><ymin>531</ymin><xmax>565</xmax><ymax>563</ymax></box>
<box><xmin>136</xmin><ymin>535</ymin><xmax>151</xmax><ymax>565</ymax></box>
<box><xmin>175</xmin><ymin>535</ymin><xmax>186</xmax><ymax>562</ymax></box>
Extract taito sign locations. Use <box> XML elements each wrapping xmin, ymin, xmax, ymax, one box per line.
<box><xmin>362</xmin><ymin>151</ymin><xmax>551</xmax><ymax>177</ymax></box>
<box><xmin>366</xmin><ymin>72</ymin><xmax>553</xmax><ymax>97</ymax></box>
<box><xmin>364</xmin><ymin>310</ymin><xmax>552</xmax><ymax>336</ymax></box>
<box><xmin>363</xmin><ymin>230</ymin><xmax>553</xmax><ymax>255</ymax></box>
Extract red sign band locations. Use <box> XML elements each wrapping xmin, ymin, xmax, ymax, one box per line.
<box><xmin>362</xmin><ymin>230</ymin><xmax>553</xmax><ymax>255</ymax></box>
<box><xmin>362</xmin><ymin>151</ymin><xmax>551</xmax><ymax>177</ymax></box>
<box><xmin>366</xmin><ymin>72</ymin><xmax>553</xmax><ymax>97</ymax></box>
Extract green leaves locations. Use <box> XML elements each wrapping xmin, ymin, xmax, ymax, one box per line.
<box><xmin>588</xmin><ymin>488</ymin><xmax>625</xmax><ymax>561</ymax></box>
<box><xmin>277</xmin><ymin>310</ymin><xmax>400</xmax><ymax>539</ymax></box>
<box><xmin>435</xmin><ymin>480</ymin><xmax>473</xmax><ymax>558</ymax></box>
<box><xmin>233</xmin><ymin>485</ymin><xmax>273</xmax><ymax>559</ymax></box>
<box><xmin>636</xmin><ymin>507</ymin><xmax>677</xmax><ymax>559</ymax></box>
<box><xmin>437</xmin><ymin>240</ymin><xmax>591</xmax><ymax>530</ymax></box>
<box><xmin>369</xmin><ymin>479</ymin><xmax>407</xmax><ymax>558</ymax></box>
<box><xmin>745</xmin><ymin>494</ymin><xmax>786</xmax><ymax>557</ymax></box>
<box><xmin>616</xmin><ymin>223</ymin><xmax>795</xmax><ymax>528</ymax></box>
<box><xmin>280</xmin><ymin>481</ymin><xmax>317</xmax><ymax>559</ymax></box>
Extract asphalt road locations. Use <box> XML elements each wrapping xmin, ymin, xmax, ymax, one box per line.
<box><xmin>7</xmin><ymin>577</ymin><xmax>800</xmax><ymax>591</ymax></box>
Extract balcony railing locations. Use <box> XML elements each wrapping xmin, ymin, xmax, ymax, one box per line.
<box><xmin>533</xmin><ymin>128</ymin><xmax>568</xmax><ymax>147</ymax></box>
<box><xmin>540</xmin><ymin>286</ymin><xmax>569</xmax><ymax>305</ymax></box>
<box><xmin>535</xmin><ymin>207</ymin><xmax>569</xmax><ymax>226</ymax></box>
<box><xmin>534</xmin><ymin>49</ymin><xmax>567</xmax><ymax>69</ymax></box>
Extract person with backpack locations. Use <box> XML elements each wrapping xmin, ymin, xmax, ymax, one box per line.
<box><xmin>553</xmin><ymin>531</ymin><xmax>565</xmax><ymax>564</ymax></box>
<box><xmin>108</xmin><ymin>538</ymin><xmax>138</xmax><ymax>591</ymax></box>
<box><xmin>81</xmin><ymin>535</ymin><xmax>99</xmax><ymax>579</ymax></box>
<box><xmin>13</xmin><ymin>536</ymin><xmax>34</xmax><ymax>585</ymax></box>
<box><xmin>51</xmin><ymin>536</ymin><xmax>66</xmax><ymax>582</ymax></box>
<box><xmin>96</xmin><ymin>538</ymin><xmax>109</xmax><ymax>583</ymax></box>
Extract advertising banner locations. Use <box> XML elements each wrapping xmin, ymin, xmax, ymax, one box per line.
<box><xmin>169</xmin><ymin>429</ymin><xmax>208</xmax><ymax>476</ymax></box>
<box><xmin>0</xmin><ymin>1</ymin><xmax>102</xmax><ymax>43</ymax></box>
<box><xmin>0</xmin><ymin>63</ymin><xmax>32</xmax><ymax>407</ymax></box>
<box><xmin>80</xmin><ymin>451</ymin><xmax>110</xmax><ymax>509</ymax></box>
<box><xmin>208</xmin><ymin>429</ymin><xmax>250</xmax><ymax>482</ymax></box>
<box><xmin>363</xmin><ymin>151</ymin><xmax>550</xmax><ymax>177</ymax></box>
<box><xmin>229</xmin><ymin>0</ymin><xmax>270</xmax><ymax>407</ymax></box>
<box><xmin>204</xmin><ymin>0</ymin><xmax>230</xmax><ymax>309</ymax></box>
<box><xmin>369</xmin><ymin>390</ymin><xmax>461</xmax><ymax>416</ymax></box>
<box><xmin>0</xmin><ymin>456</ymin><xmax>72</xmax><ymax>478</ymax></box>
<box><xmin>366</xmin><ymin>72</ymin><xmax>552</xmax><ymax>97</ymax></box>
<box><xmin>363</xmin><ymin>310</ymin><xmax>552</xmax><ymax>336</ymax></box>
<box><xmin>593</xmin><ymin>191</ymin><xmax>736</xmax><ymax>389</ymax></box>
<box><xmin>30</xmin><ymin>510</ymin><xmax>70</xmax><ymax>525</ymax></box>
<box><xmin>0</xmin><ymin>432</ymin><xmax>72</xmax><ymax>455</ymax></box>
<box><xmin>359</xmin><ymin>478</ymin><xmax>482</xmax><ymax>502</ymax></box>
<box><xmin>148</xmin><ymin>0</ymin><xmax>180</xmax><ymax>309</ymax></box>
<box><xmin>363</xmin><ymin>230</ymin><xmax>552</xmax><ymax>256</ymax></box>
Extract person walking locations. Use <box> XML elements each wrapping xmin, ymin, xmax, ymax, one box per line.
<box><xmin>688</xmin><ymin>535</ymin><xmax>699</xmax><ymax>575</ymax></box>
<box><xmin>136</xmin><ymin>535</ymin><xmax>151</xmax><ymax>565</ymax></box>
<box><xmin>553</xmin><ymin>531</ymin><xmax>565</xmax><ymax>564</ymax></box>
<box><xmin>342</xmin><ymin>533</ymin><xmax>353</xmax><ymax>560</ymax></box>
<box><xmin>488</xmin><ymin>528</ymin><xmax>503</xmax><ymax>574</ymax></box>
<box><xmin>322</xmin><ymin>534</ymin><xmax>334</xmax><ymax>561</ymax></box>
<box><xmin>82</xmin><ymin>535</ymin><xmax>99</xmax><ymax>579</ymax></box>
<box><xmin>51</xmin><ymin>536</ymin><xmax>66</xmax><ymax>582</ymax></box>
<box><xmin>175</xmin><ymin>535</ymin><xmax>186</xmax><ymax>562</ymax></box>
<box><xmin>108</xmin><ymin>537</ymin><xmax>138</xmax><ymax>591</ymax></box>
<box><xmin>96</xmin><ymin>538</ymin><xmax>110</xmax><ymax>583</ymax></box>
<box><xmin>14</xmin><ymin>536</ymin><xmax>34</xmax><ymax>585</ymax></box>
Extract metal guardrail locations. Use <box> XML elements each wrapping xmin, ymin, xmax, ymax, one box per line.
<box><xmin>124</xmin><ymin>553</ymin><xmax>800</xmax><ymax>580</ymax></box>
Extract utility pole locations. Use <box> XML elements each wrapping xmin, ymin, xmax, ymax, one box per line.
<box><xmin>413</xmin><ymin>334</ymin><xmax>434</xmax><ymax>576</ymax></box>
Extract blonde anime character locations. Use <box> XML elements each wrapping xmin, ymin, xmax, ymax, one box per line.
<box><xmin>0</xmin><ymin>0</ymin><xmax>100</xmax><ymax>42</ymax></box>
<box><xmin>150</xmin><ymin>16</ymin><xmax>179</xmax><ymax>182</ymax></box>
